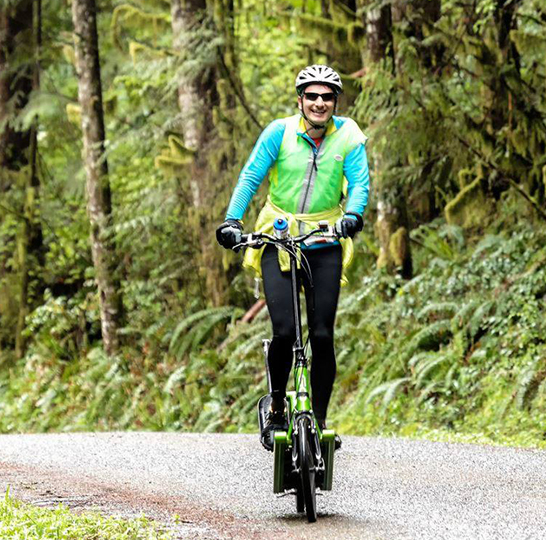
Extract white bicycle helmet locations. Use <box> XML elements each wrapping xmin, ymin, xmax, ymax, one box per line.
<box><xmin>295</xmin><ymin>65</ymin><xmax>343</xmax><ymax>95</ymax></box>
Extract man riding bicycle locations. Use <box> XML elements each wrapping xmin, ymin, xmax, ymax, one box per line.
<box><xmin>216</xmin><ymin>65</ymin><xmax>370</xmax><ymax>451</ymax></box>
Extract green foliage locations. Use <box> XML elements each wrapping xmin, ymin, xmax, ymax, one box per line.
<box><xmin>1</xmin><ymin>212</ymin><xmax>545</xmax><ymax>448</ymax></box>
<box><xmin>353</xmin><ymin>0</ymin><xmax>546</xmax><ymax>226</ymax></box>
<box><xmin>331</xmin><ymin>218</ymin><xmax>546</xmax><ymax>445</ymax></box>
<box><xmin>169</xmin><ymin>306</ymin><xmax>244</xmax><ymax>360</ymax></box>
<box><xmin>1</xmin><ymin>0</ymin><xmax>546</xmax><ymax>450</ymax></box>
<box><xmin>111</xmin><ymin>3</ymin><xmax>170</xmax><ymax>52</ymax></box>
<box><xmin>445</xmin><ymin>178</ymin><xmax>496</xmax><ymax>229</ymax></box>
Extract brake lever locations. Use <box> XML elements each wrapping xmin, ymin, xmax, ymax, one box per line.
<box><xmin>232</xmin><ymin>234</ymin><xmax>264</xmax><ymax>252</ymax></box>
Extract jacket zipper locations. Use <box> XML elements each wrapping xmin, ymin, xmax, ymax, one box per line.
<box><xmin>299</xmin><ymin>139</ymin><xmax>320</xmax><ymax>214</ymax></box>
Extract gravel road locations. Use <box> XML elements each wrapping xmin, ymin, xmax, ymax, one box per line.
<box><xmin>1</xmin><ymin>432</ymin><xmax>546</xmax><ymax>539</ymax></box>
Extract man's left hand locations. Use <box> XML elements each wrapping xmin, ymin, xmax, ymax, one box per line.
<box><xmin>335</xmin><ymin>213</ymin><xmax>363</xmax><ymax>238</ymax></box>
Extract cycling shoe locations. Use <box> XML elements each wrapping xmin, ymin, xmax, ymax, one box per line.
<box><xmin>260</xmin><ymin>409</ymin><xmax>288</xmax><ymax>451</ymax></box>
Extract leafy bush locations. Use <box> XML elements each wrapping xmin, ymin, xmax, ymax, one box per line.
<box><xmin>1</xmin><ymin>216</ymin><xmax>545</xmax><ymax>449</ymax></box>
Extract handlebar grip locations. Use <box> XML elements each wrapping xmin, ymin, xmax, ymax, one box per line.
<box><xmin>233</xmin><ymin>232</ymin><xmax>265</xmax><ymax>252</ymax></box>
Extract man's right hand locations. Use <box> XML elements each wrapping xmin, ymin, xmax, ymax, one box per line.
<box><xmin>216</xmin><ymin>219</ymin><xmax>243</xmax><ymax>249</ymax></box>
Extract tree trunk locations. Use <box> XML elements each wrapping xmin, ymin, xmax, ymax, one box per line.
<box><xmin>0</xmin><ymin>0</ymin><xmax>45</xmax><ymax>357</ymax></box>
<box><xmin>320</xmin><ymin>0</ymin><xmax>330</xmax><ymax>18</ymax></box>
<box><xmin>365</xmin><ymin>3</ymin><xmax>393</xmax><ymax>63</ymax></box>
<box><xmin>374</xmin><ymin>189</ymin><xmax>413</xmax><ymax>279</ymax></box>
<box><xmin>0</xmin><ymin>0</ymin><xmax>33</xmax><ymax>181</ymax></box>
<box><xmin>15</xmin><ymin>125</ymin><xmax>43</xmax><ymax>358</ymax></box>
<box><xmin>72</xmin><ymin>0</ymin><xmax>123</xmax><ymax>356</ymax></box>
<box><xmin>170</xmin><ymin>0</ymin><xmax>233</xmax><ymax>307</ymax></box>
<box><xmin>170</xmin><ymin>0</ymin><xmax>207</xmax><ymax>206</ymax></box>
<box><xmin>361</xmin><ymin>1</ymin><xmax>413</xmax><ymax>278</ymax></box>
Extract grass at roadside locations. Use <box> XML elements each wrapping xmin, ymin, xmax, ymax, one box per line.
<box><xmin>0</xmin><ymin>490</ymin><xmax>172</xmax><ymax>540</ymax></box>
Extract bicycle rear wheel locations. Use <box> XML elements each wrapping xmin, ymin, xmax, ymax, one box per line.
<box><xmin>296</xmin><ymin>416</ymin><xmax>317</xmax><ymax>522</ymax></box>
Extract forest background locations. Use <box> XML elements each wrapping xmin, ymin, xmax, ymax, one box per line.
<box><xmin>1</xmin><ymin>0</ymin><xmax>545</xmax><ymax>447</ymax></box>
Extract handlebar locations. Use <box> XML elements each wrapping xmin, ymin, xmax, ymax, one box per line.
<box><xmin>232</xmin><ymin>220</ymin><xmax>340</xmax><ymax>252</ymax></box>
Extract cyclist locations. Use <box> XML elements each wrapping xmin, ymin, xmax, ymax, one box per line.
<box><xmin>216</xmin><ymin>65</ymin><xmax>370</xmax><ymax>451</ymax></box>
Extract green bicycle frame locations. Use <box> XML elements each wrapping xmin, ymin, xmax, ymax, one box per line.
<box><xmin>272</xmin><ymin>238</ymin><xmax>335</xmax><ymax>493</ymax></box>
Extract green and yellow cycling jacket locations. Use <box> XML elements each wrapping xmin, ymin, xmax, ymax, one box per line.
<box><xmin>225</xmin><ymin>114</ymin><xmax>370</xmax><ymax>284</ymax></box>
<box><xmin>226</xmin><ymin>114</ymin><xmax>369</xmax><ymax>220</ymax></box>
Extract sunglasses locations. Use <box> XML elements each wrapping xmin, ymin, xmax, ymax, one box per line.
<box><xmin>303</xmin><ymin>92</ymin><xmax>336</xmax><ymax>103</ymax></box>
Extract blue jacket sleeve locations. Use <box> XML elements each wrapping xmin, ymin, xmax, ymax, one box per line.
<box><xmin>344</xmin><ymin>143</ymin><xmax>370</xmax><ymax>216</ymax></box>
<box><xmin>225</xmin><ymin>119</ymin><xmax>286</xmax><ymax>221</ymax></box>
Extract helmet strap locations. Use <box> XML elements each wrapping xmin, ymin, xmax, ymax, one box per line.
<box><xmin>298</xmin><ymin>98</ymin><xmax>337</xmax><ymax>132</ymax></box>
<box><xmin>300</xmin><ymin>108</ymin><xmax>326</xmax><ymax>131</ymax></box>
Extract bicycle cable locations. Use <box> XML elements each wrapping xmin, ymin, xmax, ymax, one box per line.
<box><xmin>275</xmin><ymin>239</ymin><xmax>317</xmax><ymax>363</ymax></box>
<box><xmin>276</xmin><ymin>240</ymin><xmax>314</xmax><ymax>289</ymax></box>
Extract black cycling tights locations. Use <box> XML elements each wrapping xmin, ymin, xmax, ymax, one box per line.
<box><xmin>261</xmin><ymin>243</ymin><xmax>342</xmax><ymax>423</ymax></box>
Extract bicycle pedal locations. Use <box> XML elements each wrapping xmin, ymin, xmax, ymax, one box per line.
<box><xmin>257</xmin><ymin>394</ymin><xmax>272</xmax><ymax>431</ymax></box>
<box><xmin>276</xmin><ymin>489</ymin><xmax>297</xmax><ymax>498</ymax></box>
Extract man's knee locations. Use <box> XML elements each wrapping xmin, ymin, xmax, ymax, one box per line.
<box><xmin>310</xmin><ymin>326</ymin><xmax>334</xmax><ymax>344</ymax></box>
<box><xmin>273</xmin><ymin>328</ymin><xmax>297</xmax><ymax>344</ymax></box>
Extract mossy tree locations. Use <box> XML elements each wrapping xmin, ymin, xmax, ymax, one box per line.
<box><xmin>72</xmin><ymin>0</ymin><xmax>124</xmax><ymax>356</ymax></box>
<box><xmin>168</xmin><ymin>0</ymin><xmax>249</xmax><ymax>307</ymax></box>
<box><xmin>362</xmin><ymin>0</ymin><xmax>413</xmax><ymax>278</ymax></box>
<box><xmin>0</xmin><ymin>0</ymin><xmax>45</xmax><ymax>358</ymax></box>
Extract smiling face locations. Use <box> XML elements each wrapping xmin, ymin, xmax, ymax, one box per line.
<box><xmin>297</xmin><ymin>83</ymin><xmax>336</xmax><ymax>129</ymax></box>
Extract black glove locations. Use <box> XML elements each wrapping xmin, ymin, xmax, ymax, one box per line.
<box><xmin>335</xmin><ymin>213</ymin><xmax>363</xmax><ymax>239</ymax></box>
<box><xmin>216</xmin><ymin>219</ymin><xmax>243</xmax><ymax>249</ymax></box>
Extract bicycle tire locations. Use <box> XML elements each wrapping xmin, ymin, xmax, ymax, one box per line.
<box><xmin>296</xmin><ymin>416</ymin><xmax>317</xmax><ymax>522</ymax></box>
<box><xmin>296</xmin><ymin>486</ymin><xmax>305</xmax><ymax>513</ymax></box>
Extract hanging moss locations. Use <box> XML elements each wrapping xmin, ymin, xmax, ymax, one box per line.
<box><xmin>0</xmin><ymin>278</ymin><xmax>19</xmax><ymax>333</ymax></box>
<box><xmin>457</xmin><ymin>168</ymin><xmax>473</xmax><ymax>189</ymax></box>
<box><xmin>510</xmin><ymin>29</ymin><xmax>545</xmax><ymax>56</ymax></box>
<box><xmin>168</xmin><ymin>135</ymin><xmax>195</xmax><ymax>160</ymax></box>
<box><xmin>62</xmin><ymin>45</ymin><xmax>76</xmax><ymax>67</ymax></box>
<box><xmin>111</xmin><ymin>4</ymin><xmax>169</xmax><ymax>51</ymax></box>
<box><xmin>389</xmin><ymin>226</ymin><xmax>409</xmax><ymax>268</ymax></box>
<box><xmin>154</xmin><ymin>155</ymin><xmax>192</xmax><ymax>173</ymax></box>
<box><xmin>155</xmin><ymin>136</ymin><xmax>195</xmax><ymax>174</ymax></box>
<box><xmin>508</xmin><ymin>123</ymin><xmax>530</xmax><ymax>158</ymax></box>
<box><xmin>65</xmin><ymin>103</ymin><xmax>81</xmax><ymax>125</ymax></box>
<box><xmin>445</xmin><ymin>177</ymin><xmax>495</xmax><ymax>229</ymax></box>
<box><xmin>347</xmin><ymin>23</ymin><xmax>366</xmax><ymax>49</ymax></box>
<box><xmin>328</xmin><ymin>0</ymin><xmax>357</xmax><ymax>24</ymax></box>
<box><xmin>279</xmin><ymin>11</ymin><xmax>350</xmax><ymax>51</ymax></box>
<box><xmin>128</xmin><ymin>41</ymin><xmax>166</xmax><ymax>63</ymax></box>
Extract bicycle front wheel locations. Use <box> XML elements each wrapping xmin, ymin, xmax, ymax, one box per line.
<box><xmin>296</xmin><ymin>416</ymin><xmax>317</xmax><ymax>522</ymax></box>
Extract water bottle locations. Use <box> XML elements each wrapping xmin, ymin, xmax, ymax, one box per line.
<box><xmin>273</xmin><ymin>217</ymin><xmax>289</xmax><ymax>239</ymax></box>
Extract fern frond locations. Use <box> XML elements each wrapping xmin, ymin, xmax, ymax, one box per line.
<box><xmin>468</xmin><ymin>300</ymin><xmax>495</xmax><ymax>341</ymax></box>
<box><xmin>403</xmin><ymin>320</ymin><xmax>452</xmax><ymax>361</ymax></box>
<box><xmin>231</xmin><ymin>332</ymin><xmax>267</xmax><ymax>360</ymax></box>
<box><xmin>169</xmin><ymin>307</ymin><xmax>243</xmax><ymax>359</ymax></box>
<box><xmin>417</xmin><ymin>380</ymin><xmax>442</xmax><ymax>402</ymax></box>
<box><xmin>417</xmin><ymin>302</ymin><xmax>458</xmax><ymax>321</ymax></box>
<box><xmin>163</xmin><ymin>365</ymin><xmax>186</xmax><ymax>394</ymax></box>
<box><xmin>473</xmin><ymin>234</ymin><xmax>503</xmax><ymax>257</ymax></box>
<box><xmin>515</xmin><ymin>357</ymin><xmax>546</xmax><ymax>410</ymax></box>
<box><xmin>366</xmin><ymin>377</ymin><xmax>410</xmax><ymax>410</ymax></box>
<box><xmin>411</xmin><ymin>226</ymin><xmax>456</xmax><ymax>261</ymax></box>
<box><xmin>217</xmin><ymin>320</ymin><xmax>269</xmax><ymax>352</ymax></box>
<box><xmin>413</xmin><ymin>352</ymin><xmax>452</xmax><ymax>389</ymax></box>
<box><xmin>452</xmin><ymin>298</ymin><xmax>482</xmax><ymax>330</ymax></box>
